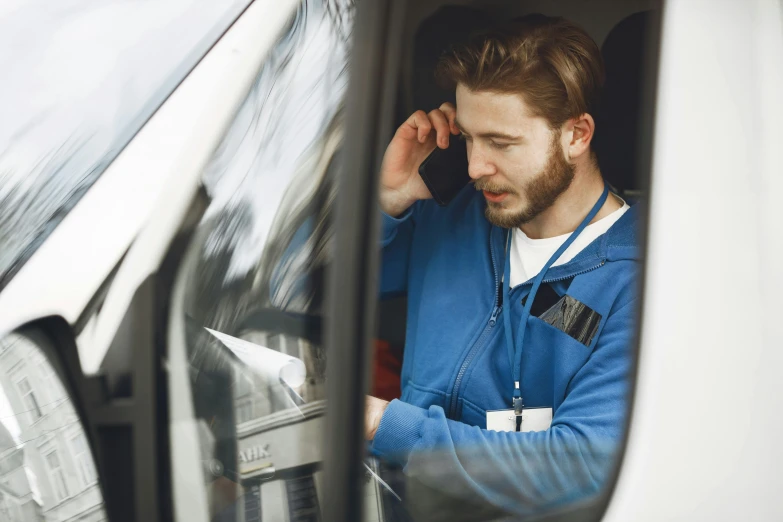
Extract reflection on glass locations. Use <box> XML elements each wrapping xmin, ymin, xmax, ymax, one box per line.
<box><xmin>0</xmin><ymin>0</ymin><xmax>253</xmax><ymax>287</ymax></box>
<box><xmin>171</xmin><ymin>0</ymin><xmax>356</xmax><ymax>520</ymax></box>
<box><xmin>0</xmin><ymin>333</ymin><xmax>105</xmax><ymax>521</ymax></box>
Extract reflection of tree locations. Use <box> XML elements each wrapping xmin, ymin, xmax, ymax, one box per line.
<box><xmin>181</xmin><ymin>0</ymin><xmax>353</xmax><ymax>432</ymax></box>
<box><xmin>175</xmin><ymin>0</ymin><xmax>355</xmax><ymax>510</ymax></box>
<box><xmin>0</xmin><ymin>0</ymin><xmax>256</xmax><ymax>291</ymax></box>
<box><xmin>189</xmin><ymin>0</ymin><xmax>352</xmax><ymax>332</ymax></box>
<box><xmin>192</xmin><ymin>126</ymin><xmax>340</xmax><ymax>328</ymax></box>
<box><xmin>185</xmin><ymin>116</ymin><xmax>342</xmax><ymax>384</ymax></box>
<box><xmin>0</xmin><ymin>132</ymin><xmax>99</xmax><ymax>288</ymax></box>
<box><xmin>253</xmin><ymin>114</ymin><xmax>343</xmax><ymax>314</ymax></box>
<box><xmin>325</xmin><ymin>0</ymin><xmax>356</xmax><ymax>42</ymax></box>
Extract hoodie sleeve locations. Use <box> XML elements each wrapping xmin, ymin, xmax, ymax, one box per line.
<box><xmin>370</xmin><ymin>296</ymin><xmax>637</xmax><ymax>517</ymax></box>
<box><xmin>379</xmin><ymin>204</ymin><xmax>419</xmax><ymax>298</ymax></box>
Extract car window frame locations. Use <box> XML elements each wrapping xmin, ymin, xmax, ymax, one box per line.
<box><xmin>163</xmin><ymin>1</ymin><xmax>358</xmax><ymax>519</ymax></box>
<box><xmin>321</xmin><ymin>0</ymin><xmax>407</xmax><ymax>520</ymax></box>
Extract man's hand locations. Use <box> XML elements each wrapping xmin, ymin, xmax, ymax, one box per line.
<box><xmin>379</xmin><ymin>103</ymin><xmax>460</xmax><ymax>217</ymax></box>
<box><xmin>365</xmin><ymin>396</ymin><xmax>390</xmax><ymax>441</ymax></box>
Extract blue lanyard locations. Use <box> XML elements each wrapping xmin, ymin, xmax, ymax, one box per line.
<box><xmin>502</xmin><ymin>183</ymin><xmax>609</xmax><ymax>414</ymax></box>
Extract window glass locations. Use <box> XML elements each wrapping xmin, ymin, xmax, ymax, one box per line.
<box><xmin>44</xmin><ymin>451</ymin><xmax>68</xmax><ymax>502</ymax></box>
<box><xmin>15</xmin><ymin>378</ymin><xmax>42</xmax><ymax>422</ymax></box>
<box><xmin>0</xmin><ymin>332</ymin><xmax>106</xmax><ymax>521</ymax></box>
<box><xmin>170</xmin><ymin>0</ymin><xmax>355</xmax><ymax>520</ymax></box>
<box><xmin>70</xmin><ymin>433</ymin><xmax>97</xmax><ymax>487</ymax></box>
<box><xmin>0</xmin><ymin>0</ymin><xmax>253</xmax><ymax>288</ymax></box>
<box><xmin>365</xmin><ymin>3</ymin><xmax>657</xmax><ymax>521</ymax></box>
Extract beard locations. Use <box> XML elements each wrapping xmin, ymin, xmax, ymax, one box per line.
<box><xmin>476</xmin><ymin>132</ymin><xmax>576</xmax><ymax>229</ymax></box>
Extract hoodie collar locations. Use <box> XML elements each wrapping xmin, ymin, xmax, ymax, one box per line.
<box><xmin>489</xmin><ymin>202</ymin><xmax>642</xmax><ymax>285</ymax></box>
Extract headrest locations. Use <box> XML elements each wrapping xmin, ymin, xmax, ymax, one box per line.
<box><xmin>594</xmin><ymin>11</ymin><xmax>654</xmax><ymax>195</ymax></box>
<box><xmin>412</xmin><ymin>6</ymin><xmax>492</xmax><ymax>111</ymax></box>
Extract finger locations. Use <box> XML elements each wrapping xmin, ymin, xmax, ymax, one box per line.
<box><xmin>439</xmin><ymin>102</ymin><xmax>459</xmax><ymax>134</ymax></box>
<box><xmin>404</xmin><ymin>110</ymin><xmax>432</xmax><ymax>143</ymax></box>
<box><xmin>428</xmin><ymin>109</ymin><xmax>451</xmax><ymax>149</ymax></box>
<box><xmin>364</xmin><ymin>396</ymin><xmax>378</xmax><ymax>439</ymax></box>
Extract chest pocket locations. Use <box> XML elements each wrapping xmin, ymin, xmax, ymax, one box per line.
<box><xmin>521</xmin><ymin>316</ymin><xmax>595</xmax><ymax>412</ymax></box>
<box><xmin>517</xmin><ymin>288</ymin><xmax>604</xmax><ymax>412</ymax></box>
<box><xmin>538</xmin><ymin>294</ymin><xmax>602</xmax><ymax>347</ymax></box>
<box><xmin>522</xmin><ymin>284</ymin><xmax>603</xmax><ymax>345</ymax></box>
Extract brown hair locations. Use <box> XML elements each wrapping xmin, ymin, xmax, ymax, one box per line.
<box><xmin>435</xmin><ymin>15</ymin><xmax>605</xmax><ymax>130</ymax></box>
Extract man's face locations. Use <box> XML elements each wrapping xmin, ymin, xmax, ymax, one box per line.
<box><xmin>455</xmin><ymin>85</ymin><xmax>575</xmax><ymax>229</ymax></box>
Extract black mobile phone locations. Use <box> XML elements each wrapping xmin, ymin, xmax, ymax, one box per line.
<box><xmin>417</xmin><ymin>136</ymin><xmax>471</xmax><ymax>206</ymax></box>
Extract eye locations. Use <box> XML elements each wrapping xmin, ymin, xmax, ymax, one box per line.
<box><xmin>491</xmin><ymin>141</ymin><xmax>511</xmax><ymax>151</ymax></box>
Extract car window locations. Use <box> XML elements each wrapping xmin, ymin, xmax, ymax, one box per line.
<box><xmin>362</xmin><ymin>3</ymin><xmax>658</xmax><ymax>521</ymax></box>
<box><xmin>169</xmin><ymin>0</ymin><xmax>356</xmax><ymax>519</ymax></box>
<box><xmin>0</xmin><ymin>332</ymin><xmax>105</xmax><ymax>521</ymax></box>
<box><xmin>0</xmin><ymin>0</ymin><xmax>254</xmax><ymax>289</ymax></box>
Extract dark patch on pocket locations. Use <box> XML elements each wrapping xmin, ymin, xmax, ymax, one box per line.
<box><xmin>521</xmin><ymin>283</ymin><xmax>561</xmax><ymax>317</ymax></box>
<box><xmin>538</xmin><ymin>295</ymin><xmax>602</xmax><ymax>347</ymax></box>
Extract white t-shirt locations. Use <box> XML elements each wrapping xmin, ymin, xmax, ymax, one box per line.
<box><xmin>508</xmin><ymin>201</ymin><xmax>630</xmax><ymax>288</ymax></box>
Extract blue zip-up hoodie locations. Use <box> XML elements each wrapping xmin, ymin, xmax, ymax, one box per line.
<box><xmin>370</xmin><ymin>186</ymin><xmax>641</xmax><ymax>515</ymax></box>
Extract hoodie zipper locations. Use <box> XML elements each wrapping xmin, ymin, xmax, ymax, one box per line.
<box><xmin>446</xmin><ymin>304</ymin><xmax>501</xmax><ymax>419</ymax></box>
<box><xmin>447</xmin><ymin>232</ymin><xmax>502</xmax><ymax>419</ymax></box>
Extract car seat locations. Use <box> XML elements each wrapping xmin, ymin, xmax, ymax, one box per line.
<box><xmin>593</xmin><ymin>10</ymin><xmax>655</xmax><ymax>199</ymax></box>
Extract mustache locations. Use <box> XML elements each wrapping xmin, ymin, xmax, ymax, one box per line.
<box><xmin>474</xmin><ymin>179</ymin><xmax>517</xmax><ymax>195</ymax></box>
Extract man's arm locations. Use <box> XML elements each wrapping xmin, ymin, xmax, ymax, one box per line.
<box><xmin>378</xmin><ymin>207</ymin><xmax>417</xmax><ymax>297</ymax></box>
<box><xmin>367</xmin><ymin>296</ymin><xmax>638</xmax><ymax>517</ymax></box>
<box><xmin>377</xmin><ymin>103</ymin><xmax>459</xmax><ymax>296</ymax></box>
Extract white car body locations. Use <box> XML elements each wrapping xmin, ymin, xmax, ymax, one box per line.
<box><xmin>0</xmin><ymin>0</ymin><xmax>780</xmax><ymax>520</ymax></box>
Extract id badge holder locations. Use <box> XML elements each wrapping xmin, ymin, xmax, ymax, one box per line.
<box><xmin>486</xmin><ymin>406</ymin><xmax>553</xmax><ymax>433</ymax></box>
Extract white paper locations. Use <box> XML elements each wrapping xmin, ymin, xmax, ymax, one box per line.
<box><xmin>486</xmin><ymin>407</ymin><xmax>553</xmax><ymax>433</ymax></box>
<box><xmin>204</xmin><ymin>328</ymin><xmax>306</xmax><ymax>388</ymax></box>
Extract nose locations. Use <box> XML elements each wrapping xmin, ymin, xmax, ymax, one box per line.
<box><xmin>467</xmin><ymin>143</ymin><xmax>497</xmax><ymax>180</ymax></box>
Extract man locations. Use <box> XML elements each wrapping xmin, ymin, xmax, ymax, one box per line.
<box><xmin>365</xmin><ymin>16</ymin><xmax>640</xmax><ymax>517</ymax></box>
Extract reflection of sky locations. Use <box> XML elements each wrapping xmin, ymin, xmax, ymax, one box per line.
<box><xmin>202</xmin><ymin>0</ymin><xmax>352</xmax><ymax>281</ymax></box>
<box><xmin>0</xmin><ymin>0</ymin><xmax>251</xmax><ymax>282</ymax></box>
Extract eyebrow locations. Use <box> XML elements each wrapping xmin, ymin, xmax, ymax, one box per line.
<box><xmin>455</xmin><ymin>119</ymin><xmax>522</xmax><ymax>141</ymax></box>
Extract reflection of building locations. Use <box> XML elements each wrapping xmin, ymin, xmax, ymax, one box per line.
<box><xmin>234</xmin><ymin>401</ymin><xmax>384</xmax><ymax>522</ymax></box>
<box><xmin>0</xmin><ymin>421</ymin><xmax>43</xmax><ymax>521</ymax></box>
<box><xmin>0</xmin><ymin>336</ymin><xmax>106</xmax><ymax>522</ymax></box>
<box><xmin>236</xmin><ymin>401</ymin><xmax>324</xmax><ymax>522</ymax></box>
<box><xmin>229</xmin><ymin>333</ymin><xmax>383</xmax><ymax>522</ymax></box>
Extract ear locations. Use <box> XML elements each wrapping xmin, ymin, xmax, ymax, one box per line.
<box><xmin>563</xmin><ymin>113</ymin><xmax>595</xmax><ymax>160</ymax></box>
